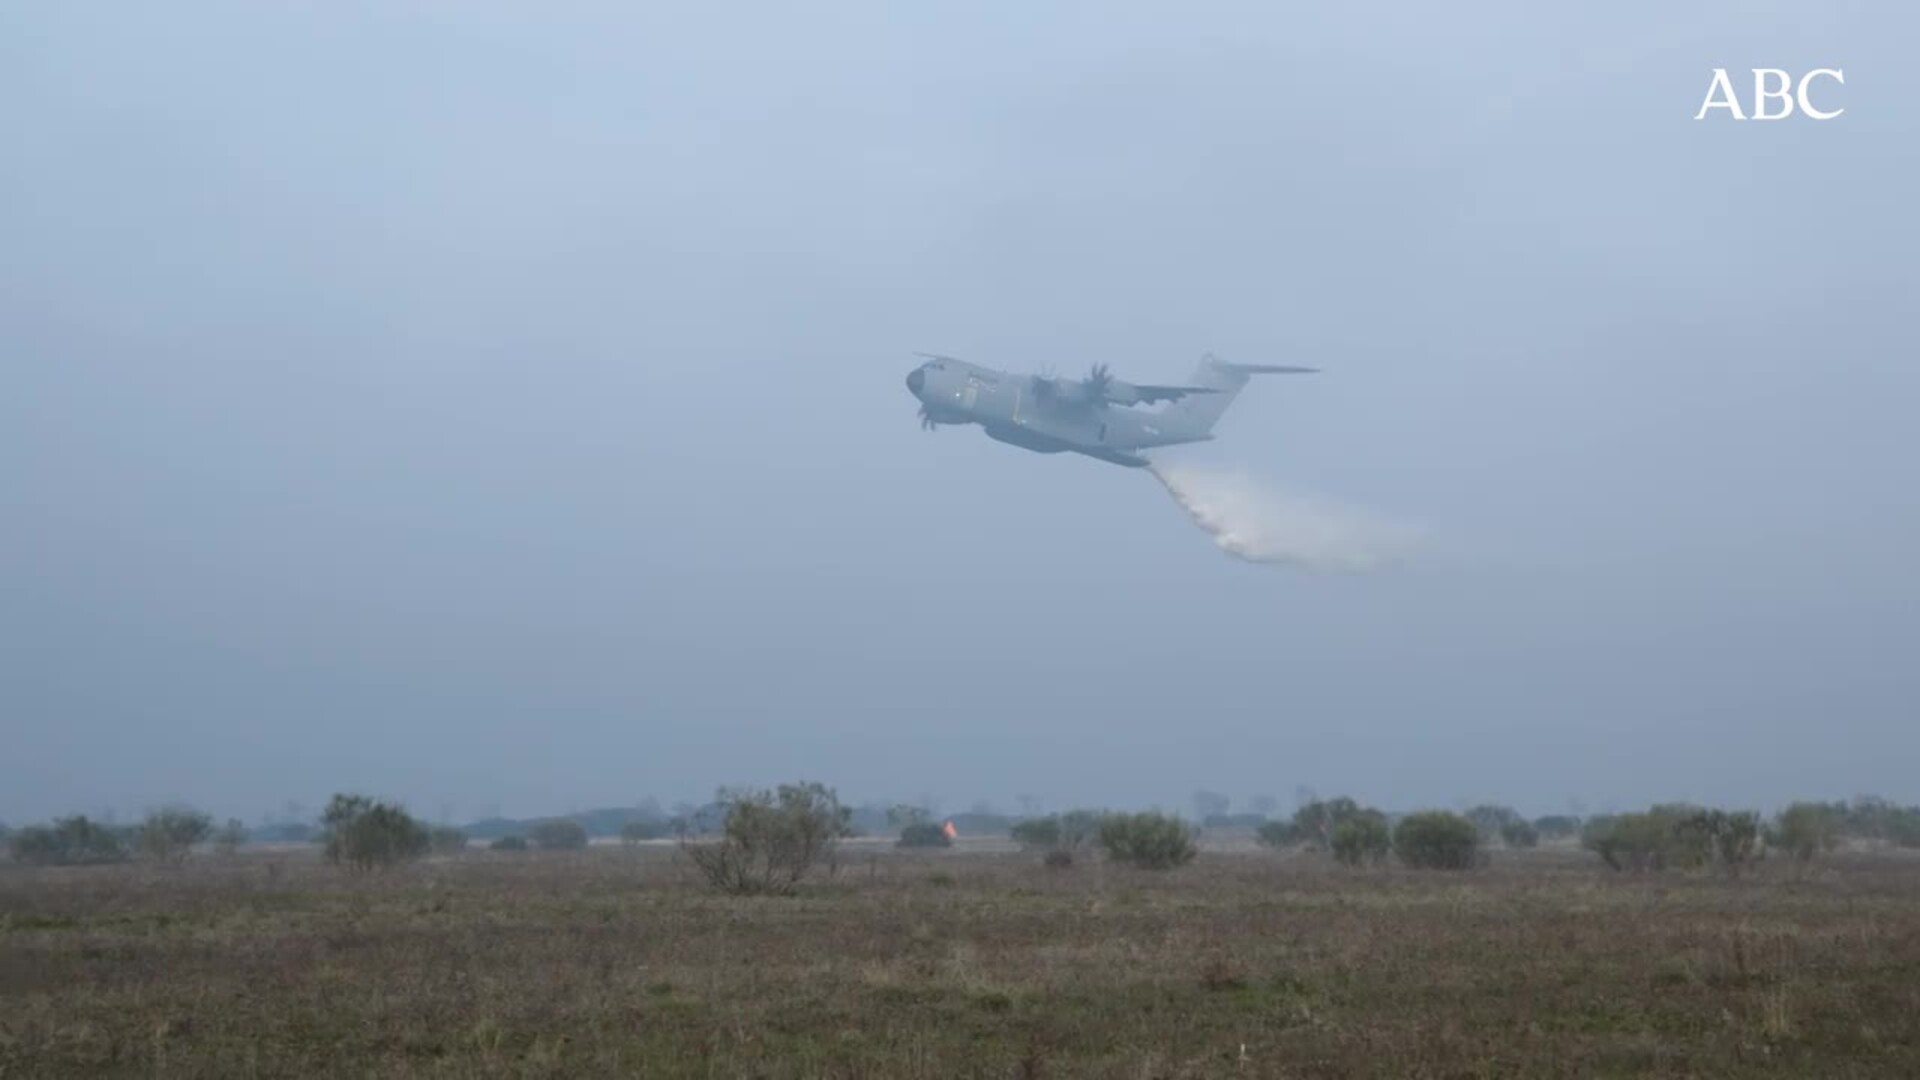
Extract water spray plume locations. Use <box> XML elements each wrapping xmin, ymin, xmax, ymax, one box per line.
<box><xmin>1147</xmin><ymin>461</ymin><xmax>1422</xmax><ymax>571</ymax></box>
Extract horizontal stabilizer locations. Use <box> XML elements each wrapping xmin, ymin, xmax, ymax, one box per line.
<box><xmin>1219</xmin><ymin>362</ymin><xmax>1318</xmax><ymax>375</ymax></box>
<box><xmin>1129</xmin><ymin>384</ymin><xmax>1219</xmax><ymax>399</ymax></box>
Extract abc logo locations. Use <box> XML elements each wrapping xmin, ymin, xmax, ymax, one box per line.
<box><xmin>1695</xmin><ymin>68</ymin><xmax>1845</xmax><ymax>120</ymax></box>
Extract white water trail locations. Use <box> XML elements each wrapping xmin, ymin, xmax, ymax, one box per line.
<box><xmin>1147</xmin><ymin>462</ymin><xmax>1423</xmax><ymax>571</ymax></box>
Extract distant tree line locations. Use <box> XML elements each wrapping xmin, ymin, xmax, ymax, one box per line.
<box><xmin>10</xmin><ymin>792</ymin><xmax>1920</xmax><ymax>882</ymax></box>
<box><xmin>2</xmin><ymin>806</ymin><xmax>255</xmax><ymax>867</ymax></box>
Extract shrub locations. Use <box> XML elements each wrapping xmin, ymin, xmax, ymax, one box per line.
<box><xmin>1255</xmin><ymin>820</ymin><xmax>1298</xmax><ymax>849</ymax></box>
<box><xmin>213</xmin><ymin>818</ymin><xmax>248</xmax><ymax>856</ymax></box>
<box><xmin>1465</xmin><ymin>805</ymin><xmax>1525</xmax><ymax>843</ymax></box>
<box><xmin>1393</xmin><ymin>811</ymin><xmax>1480</xmax><ymax>870</ymax></box>
<box><xmin>8</xmin><ymin>816</ymin><xmax>128</xmax><ymax>866</ymax></box>
<box><xmin>1057</xmin><ymin>810</ymin><xmax>1103</xmax><ymax>852</ymax></box>
<box><xmin>490</xmin><ymin>835</ymin><xmax>529</xmax><ymax>852</ymax></box>
<box><xmin>1097</xmin><ymin>811</ymin><xmax>1197</xmax><ymax>870</ymax></box>
<box><xmin>138</xmin><ymin>806</ymin><xmax>213</xmax><ymax>863</ymax></box>
<box><xmin>1651</xmin><ymin>804</ymin><xmax>1716</xmax><ymax>868</ymax></box>
<box><xmin>1836</xmin><ymin>797</ymin><xmax>1920</xmax><ymax>847</ymax></box>
<box><xmin>1012</xmin><ymin>811</ymin><xmax>1100</xmax><ymax>865</ymax></box>
<box><xmin>530</xmin><ymin>819</ymin><xmax>589</xmax><ymax>851</ymax></box>
<box><xmin>1532</xmin><ymin>815</ymin><xmax>1583</xmax><ymax>840</ymax></box>
<box><xmin>1583</xmin><ymin>812</ymin><xmax>1666</xmax><ymax>871</ymax></box>
<box><xmin>1291</xmin><ymin>798</ymin><xmax>1363</xmax><ymax>850</ymax></box>
<box><xmin>897</xmin><ymin>821</ymin><xmax>952</xmax><ymax>848</ymax></box>
<box><xmin>681</xmin><ymin>782</ymin><xmax>851</xmax><ymax>895</ymax></box>
<box><xmin>1582</xmin><ymin>806</ymin><xmax>1727</xmax><ymax>871</ymax></box>
<box><xmin>1773</xmin><ymin>802</ymin><xmax>1840</xmax><ymax>861</ymax></box>
<box><xmin>1704</xmin><ymin>810</ymin><xmax>1762</xmax><ymax>870</ymax></box>
<box><xmin>1010</xmin><ymin>817</ymin><xmax>1062</xmax><ymax>849</ymax></box>
<box><xmin>1889</xmin><ymin>808</ymin><xmax>1920</xmax><ymax>849</ymax></box>
<box><xmin>428</xmin><ymin>826</ymin><xmax>469</xmax><ymax>855</ymax></box>
<box><xmin>1501</xmin><ymin>820</ymin><xmax>1541</xmax><ymax>849</ymax></box>
<box><xmin>1330</xmin><ymin>811</ymin><xmax>1391</xmax><ymax>867</ymax></box>
<box><xmin>321</xmin><ymin>794</ymin><xmax>429</xmax><ymax>870</ymax></box>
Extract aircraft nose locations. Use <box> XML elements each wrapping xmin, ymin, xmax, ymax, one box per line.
<box><xmin>905</xmin><ymin>368</ymin><xmax>926</xmax><ymax>396</ymax></box>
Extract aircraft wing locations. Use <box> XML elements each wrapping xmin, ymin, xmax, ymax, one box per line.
<box><xmin>1106</xmin><ymin>382</ymin><xmax>1220</xmax><ymax>406</ymax></box>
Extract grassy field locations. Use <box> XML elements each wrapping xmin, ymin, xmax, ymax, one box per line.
<box><xmin>3</xmin><ymin>841</ymin><xmax>1918</xmax><ymax>1078</ymax></box>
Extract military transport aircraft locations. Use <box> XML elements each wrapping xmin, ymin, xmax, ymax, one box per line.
<box><xmin>904</xmin><ymin>352</ymin><xmax>1316</xmax><ymax>467</ymax></box>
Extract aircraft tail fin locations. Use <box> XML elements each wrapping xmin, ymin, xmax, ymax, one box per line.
<box><xmin>1157</xmin><ymin>353</ymin><xmax>1316</xmax><ymax>437</ymax></box>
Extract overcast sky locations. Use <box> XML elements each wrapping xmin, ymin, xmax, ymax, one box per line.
<box><xmin>4</xmin><ymin>3</ymin><xmax>1916</xmax><ymax>825</ymax></box>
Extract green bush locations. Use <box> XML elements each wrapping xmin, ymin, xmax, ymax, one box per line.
<box><xmin>1393</xmin><ymin>811</ymin><xmax>1480</xmax><ymax>870</ymax></box>
<box><xmin>1773</xmin><ymin>802</ymin><xmax>1840</xmax><ymax>861</ymax></box>
<box><xmin>1808</xmin><ymin>797</ymin><xmax>1920</xmax><ymax>845</ymax></box>
<box><xmin>1651</xmin><ymin>804</ymin><xmax>1716</xmax><ymax>868</ymax></box>
<box><xmin>1057</xmin><ymin>810</ymin><xmax>1103</xmax><ymax>851</ymax></box>
<box><xmin>1254</xmin><ymin>820</ymin><xmax>1298</xmax><ymax>849</ymax></box>
<box><xmin>897</xmin><ymin>821</ymin><xmax>952</xmax><ymax>848</ymax></box>
<box><xmin>138</xmin><ymin>806</ymin><xmax>213</xmax><ymax>863</ymax></box>
<box><xmin>1330</xmin><ymin>812</ymin><xmax>1391</xmax><ymax>867</ymax></box>
<box><xmin>1010</xmin><ymin>817</ymin><xmax>1062</xmax><ymax>849</ymax></box>
<box><xmin>1097</xmin><ymin>811</ymin><xmax>1197</xmax><ymax>870</ymax></box>
<box><xmin>8</xmin><ymin>816</ymin><xmax>128</xmax><ymax>866</ymax></box>
<box><xmin>1704</xmin><ymin>810</ymin><xmax>1762</xmax><ymax>870</ymax></box>
<box><xmin>1465</xmin><ymin>804</ymin><xmax>1525</xmax><ymax>842</ymax></box>
<box><xmin>1583</xmin><ymin>812</ymin><xmax>1668</xmax><ymax>871</ymax></box>
<box><xmin>1012</xmin><ymin>811</ymin><xmax>1101</xmax><ymax>864</ymax></box>
<box><xmin>1580</xmin><ymin>805</ymin><xmax>1768</xmax><ymax>873</ymax></box>
<box><xmin>1889</xmin><ymin>808</ymin><xmax>1920</xmax><ymax>848</ymax></box>
<box><xmin>490</xmin><ymin>835</ymin><xmax>529</xmax><ymax>852</ymax></box>
<box><xmin>321</xmin><ymin>794</ymin><xmax>430</xmax><ymax>871</ymax></box>
<box><xmin>428</xmin><ymin>826</ymin><xmax>469</xmax><ymax>855</ymax></box>
<box><xmin>680</xmin><ymin>782</ymin><xmax>852</xmax><ymax>895</ymax></box>
<box><xmin>1500</xmin><ymin>820</ymin><xmax>1541</xmax><ymax>849</ymax></box>
<box><xmin>1291</xmin><ymin>798</ymin><xmax>1363</xmax><ymax>850</ymax></box>
<box><xmin>530</xmin><ymin>819</ymin><xmax>589</xmax><ymax>851</ymax></box>
<box><xmin>1532</xmin><ymin>815</ymin><xmax>1583</xmax><ymax>840</ymax></box>
<box><xmin>212</xmin><ymin>818</ymin><xmax>247</xmax><ymax>856</ymax></box>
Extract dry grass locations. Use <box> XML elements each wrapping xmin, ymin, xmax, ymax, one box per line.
<box><xmin>3</xmin><ymin>843</ymin><xmax>1918</xmax><ymax>1077</ymax></box>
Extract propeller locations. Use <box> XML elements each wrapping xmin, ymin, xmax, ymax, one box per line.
<box><xmin>918</xmin><ymin>405</ymin><xmax>938</xmax><ymax>431</ymax></box>
<box><xmin>1085</xmin><ymin>362</ymin><xmax>1114</xmax><ymax>401</ymax></box>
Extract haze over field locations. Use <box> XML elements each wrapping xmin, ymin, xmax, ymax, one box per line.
<box><xmin>4</xmin><ymin>3</ymin><xmax>1918</xmax><ymax>824</ymax></box>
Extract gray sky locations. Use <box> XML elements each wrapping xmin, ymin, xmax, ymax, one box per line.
<box><xmin>4</xmin><ymin>3</ymin><xmax>1916</xmax><ymax>824</ymax></box>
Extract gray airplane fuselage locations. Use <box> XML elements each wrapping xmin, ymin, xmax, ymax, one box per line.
<box><xmin>904</xmin><ymin>357</ymin><xmax>1208</xmax><ymax>468</ymax></box>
